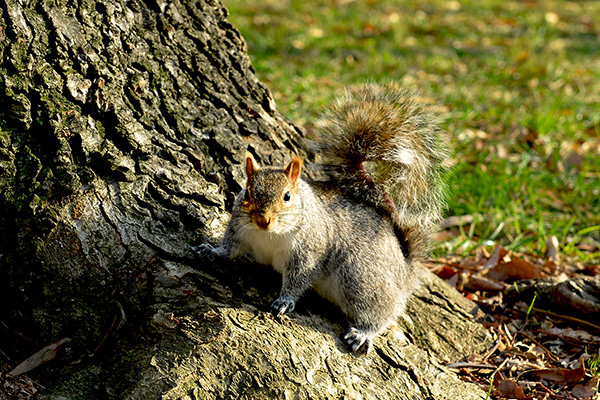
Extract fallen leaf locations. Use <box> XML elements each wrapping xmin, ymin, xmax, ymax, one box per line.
<box><xmin>435</xmin><ymin>265</ymin><xmax>460</xmax><ymax>280</ymax></box>
<box><xmin>496</xmin><ymin>378</ymin><xmax>530</xmax><ymax>399</ymax></box>
<box><xmin>464</xmin><ymin>274</ymin><xmax>507</xmax><ymax>292</ymax></box>
<box><xmin>526</xmin><ymin>367</ymin><xmax>585</xmax><ymax>383</ymax></box>
<box><xmin>8</xmin><ymin>338</ymin><xmax>71</xmax><ymax>376</ymax></box>
<box><xmin>480</xmin><ymin>245</ymin><xmax>502</xmax><ymax>272</ymax></box>
<box><xmin>540</xmin><ymin>327</ymin><xmax>600</xmax><ymax>343</ymax></box>
<box><xmin>541</xmin><ymin>259</ymin><xmax>557</xmax><ymax>275</ymax></box>
<box><xmin>484</xmin><ymin>251</ymin><xmax>542</xmax><ymax>282</ymax></box>
<box><xmin>572</xmin><ymin>377</ymin><xmax>599</xmax><ymax>399</ymax></box>
<box><xmin>446</xmin><ymin>273</ymin><xmax>459</xmax><ymax>288</ymax></box>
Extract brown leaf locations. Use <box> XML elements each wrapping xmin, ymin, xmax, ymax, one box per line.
<box><xmin>572</xmin><ymin>377</ymin><xmax>599</xmax><ymax>399</ymax></box>
<box><xmin>484</xmin><ymin>252</ymin><xmax>542</xmax><ymax>282</ymax></box>
<box><xmin>541</xmin><ymin>259</ymin><xmax>557</xmax><ymax>275</ymax></box>
<box><xmin>464</xmin><ymin>274</ymin><xmax>507</xmax><ymax>292</ymax></box>
<box><xmin>540</xmin><ymin>327</ymin><xmax>600</xmax><ymax>344</ymax></box>
<box><xmin>436</xmin><ymin>265</ymin><xmax>459</xmax><ymax>280</ymax></box>
<box><xmin>446</xmin><ymin>273</ymin><xmax>459</xmax><ymax>288</ymax></box>
<box><xmin>8</xmin><ymin>338</ymin><xmax>71</xmax><ymax>376</ymax></box>
<box><xmin>496</xmin><ymin>379</ymin><xmax>530</xmax><ymax>399</ymax></box>
<box><xmin>527</xmin><ymin>367</ymin><xmax>585</xmax><ymax>383</ymax></box>
<box><xmin>480</xmin><ymin>245</ymin><xmax>502</xmax><ymax>272</ymax></box>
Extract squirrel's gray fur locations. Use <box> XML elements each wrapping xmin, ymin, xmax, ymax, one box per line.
<box><xmin>198</xmin><ymin>82</ymin><xmax>449</xmax><ymax>353</ymax></box>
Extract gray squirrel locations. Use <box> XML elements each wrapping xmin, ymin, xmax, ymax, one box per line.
<box><xmin>198</xmin><ymin>82</ymin><xmax>450</xmax><ymax>353</ymax></box>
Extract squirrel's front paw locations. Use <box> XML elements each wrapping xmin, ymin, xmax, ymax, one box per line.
<box><xmin>192</xmin><ymin>243</ymin><xmax>224</xmax><ymax>261</ymax></box>
<box><xmin>344</xmin><ymin>327</ymin><xmax>373</xmax><ymax>354</ymax></box>
<box><xmin>270</xmin><ymin>296</ymin><xmax>295</xmax><ymax>317</ymax></box>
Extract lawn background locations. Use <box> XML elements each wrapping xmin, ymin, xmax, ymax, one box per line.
<box><xmin>223</xmin><ymin>0</ymin><xmax>600</xmax><ymax>263</ymax></box>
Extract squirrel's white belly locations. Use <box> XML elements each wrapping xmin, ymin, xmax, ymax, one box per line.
<box><xmin>242</xmin><ymin>229</ymin><xmax>293</xmax><ymax>273</ymax></box>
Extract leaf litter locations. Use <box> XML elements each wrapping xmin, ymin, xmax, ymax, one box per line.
<box><xmin>430</xmin><ymin>234</ymin><xmax>600</xmax><ymax>399</ymax></box>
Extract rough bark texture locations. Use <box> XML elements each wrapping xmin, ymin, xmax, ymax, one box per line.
<box><xmin>0</xmin><ymin>0</ymin><xmax>493</xmax><ymax>398</ymax></box>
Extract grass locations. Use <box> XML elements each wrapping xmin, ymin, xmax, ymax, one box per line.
<box><xmin>588</xmin><ymin>350</ymin><xmax>600</xmax><ymax>387</ymax></box>
<box><xmin>223</xmin><ymin>0</ymin><xmax>600</xmax><ymax>263</ymax></box>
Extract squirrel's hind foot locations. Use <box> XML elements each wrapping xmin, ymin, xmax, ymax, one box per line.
<box><xmin>270</xmin><ymin>295</ymin><xmax>296</xmax><ymax>317</ymax></box>
<box><xmin>343</xmin><ymin>327</ymin><xmax>374</xmax><ymax>354</ymax></box>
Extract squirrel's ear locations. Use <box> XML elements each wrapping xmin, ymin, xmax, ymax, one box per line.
<box><xmin>284</xmin><ymin>156</ymin><xmax>303</xmax><ymax>187</ymax></box>
<box><xmin>245</xmin><ymin>152</ymin><xmax>259</xmax><ymax>181</ymax></box>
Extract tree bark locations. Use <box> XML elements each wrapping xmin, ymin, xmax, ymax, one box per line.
<box><xmin>0</xmin><ymin>0</ymin><xmax>492</xmax><ymax>398</ymax></box>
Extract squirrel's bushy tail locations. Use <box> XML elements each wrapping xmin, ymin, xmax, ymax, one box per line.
<box><xmin>316</xmin><ymin>82</ymin><xmax>450</xmax><ymax>261</ymax></box>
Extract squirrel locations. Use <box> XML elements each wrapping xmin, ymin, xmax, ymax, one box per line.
<box><xmin>197</xmin><ymin>82</ymin><xmax>450</xmax><ymax>353</ymax></box>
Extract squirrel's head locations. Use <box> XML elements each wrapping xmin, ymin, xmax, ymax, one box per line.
<box><xmin>241</xmin><ymin>152</ymin><xmax>303</xmax><ymax>232</ymax></box>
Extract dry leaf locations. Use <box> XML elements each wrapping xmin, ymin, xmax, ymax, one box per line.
<box><xmin>436</xmin><ymin>265</ymin><xmax>460</xmax><ymax>280</ymax></box>
<box><xmin>480</xmin><ymin>245</ymin><xmax>502</xmax><ymax>272</ymax></box>
<box><xmin>464</xmin><ymin>274</ymin><xmax>507</xmax><ymax>292</ymax></box>
<box><xmin>9</xmin><ymin>338</ymin><xmax>71</xmax><ymax>376</ymax></box>
<box><xmin>527</xmin><ymin>367</ymin><xmax>585</xmax><ymax>383</ymax></box>
<box><xmin>496</xmin><ymin>379</ymin><xmax>530</xmax><ymax>399</ymax></box>
<box><xmin>446</xmin><ymin>273</ymin><xmax>459</xmax><ymax>288</ymax></box>
<box><xmin>485</xmin><ymin>252</ymin><xmax>542</xmax><ymax>282</ymax></box>
<box><xmin>541</xmin><ymin>327</ymin><xmax>600</xmax><ymax>343</ymax></box>
<box><xmin>572</xmin><ymin>377</ymin><xmax>599</xmax><ymax>399</ymax></box>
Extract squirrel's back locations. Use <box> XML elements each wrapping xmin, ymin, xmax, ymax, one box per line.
<box><xmin>315</xmin><ymin>82</ymin><xmax>450</xmax><ymax>261</ymax></box>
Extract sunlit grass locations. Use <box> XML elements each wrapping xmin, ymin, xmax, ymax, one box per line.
<box><xmin>223</xmin><ymin>0</ymin><xmax>600</xmax><ymax>262</ymax></box>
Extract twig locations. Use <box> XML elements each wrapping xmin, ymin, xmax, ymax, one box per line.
<box><xmin>91</xmin><ymin>313</ymin><xmax>119</xmax><ymax>356</ymax></box>
<box><xmin>1</xmin><ymin>321</ymin><xmax>32</xmax><ymax>342</ymax></box>
<box><xmin>482</xmin><ymin>334</ymin><xmax>501</xmax><ymax>361</ymax></box>
<box><xmin>0</xmin><ymin>347</ymin><xmax>11</xmax><ymax>362</ymax></box>
<box><xmin>516</xmin><ymin>331</ymin><xmax>560</xmax><ymax>362</ymax></box>
<box><xmin>536</xmin><ymin>381</ymin><xmax>557</xmax><ymax>396</ymax></box>
<box><xmin>532</xmin><ymin>307</ymin><xmax>600</xmax><ymax>332</ymax></box>
<box><xmin>491</xmin><ymin>358</ymin><xmax>509</xmax><ymax>380</ymax></box>
<box><xmin>486</xmin><ymin>358</ymin><xmax>509</xmax><ymax>400</ymax></box>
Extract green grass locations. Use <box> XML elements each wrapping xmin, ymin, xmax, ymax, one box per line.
<box><xmin>223</xmin><ymin>0</ymin><xmax>600</xmax><ymax>262</ymax></box>
<box><xmin>586</xmin><ymin>348</ymin><xmax>600</xmax><ymax>393</ymax></box>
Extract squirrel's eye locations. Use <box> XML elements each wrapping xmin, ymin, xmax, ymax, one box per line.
<box><xmin>283</xmin><ymin>191</ymin><xmax>291</xmax><ymax>202</ymax></box>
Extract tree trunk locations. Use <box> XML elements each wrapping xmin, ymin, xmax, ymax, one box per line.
<box><xmin>0</xmin><ymin>0</ymin><xmax>492</xmax><ymax>398</ymax></box>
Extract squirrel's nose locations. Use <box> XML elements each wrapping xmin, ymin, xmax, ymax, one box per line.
<box><xmin>253</xmin><ymin>213</ymin><xmax>271</xmax><ymax>230</ymax></box>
